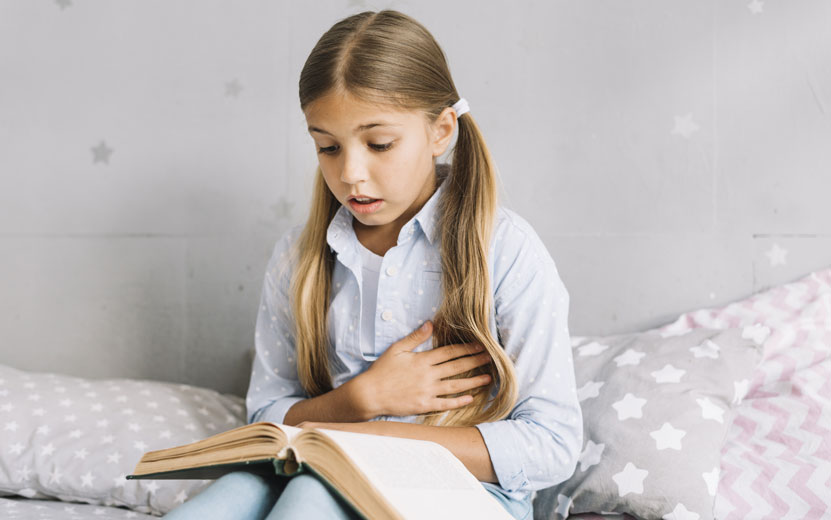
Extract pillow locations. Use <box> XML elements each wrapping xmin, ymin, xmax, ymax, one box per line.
<box><xmin>0</xmin><ymin>364</ymin><xmax>247</xmax><ymax>516</ymax></box>
<box><xmin>533</xmin><ymin>327</ymin><xmax>762</xmax><ymax>520</ymax></box>
<box><xmin>657</xmin><ymin>267</ymin><xmax>831</xmax><ymax>518</ymax></box>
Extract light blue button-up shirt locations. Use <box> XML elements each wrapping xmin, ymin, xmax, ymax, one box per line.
<box><xmin>246</xmin><ymin>178</ymin><xmax>582</xmax><ymax>502</ymax></box>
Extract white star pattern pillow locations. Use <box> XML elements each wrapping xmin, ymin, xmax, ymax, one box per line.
<box><xmin>0</xmin><ymin>364</ymin><xmax>247</xmax><ymax>516</ymax></box>
<box><xmin>533</xmin><ymin>328</ymin><xmax>761</xmax><ymax>520</ymax></box>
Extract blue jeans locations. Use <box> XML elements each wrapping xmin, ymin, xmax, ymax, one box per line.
<box><xmin>162</xmin><ymin>471</ymin><xmax>532</xmax><ymax>519</ymax></box>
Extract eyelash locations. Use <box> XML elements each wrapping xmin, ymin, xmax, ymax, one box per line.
<box><xmin>317</xmin><ymin>142</ymin><xmax>394</xmax><ymax>155</ymax></box>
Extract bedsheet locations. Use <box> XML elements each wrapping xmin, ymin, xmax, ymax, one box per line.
<box><xmin>1</xmin><ymin>497</ymin><xmax>157</xmax><ymax>519</ymax></box>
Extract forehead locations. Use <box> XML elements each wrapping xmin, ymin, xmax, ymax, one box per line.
<box><xmin>304</xmin><ymin>90</ymin><xmax>428</xmax><ymax>135</ymax></box>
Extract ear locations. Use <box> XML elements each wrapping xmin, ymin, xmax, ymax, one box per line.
<box><xmin>430</xmin><ymin>106</ymin><xmax>457</xmax><ymax>158</ymax></box>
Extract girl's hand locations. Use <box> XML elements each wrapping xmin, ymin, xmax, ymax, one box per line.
<box><xmin>357</xmin><ymin>321</ymin><xmax>494</xmax><ymax>418</ymax></box>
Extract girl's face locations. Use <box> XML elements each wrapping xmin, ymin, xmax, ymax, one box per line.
<box><xmin>304</xmin><ymin>89</ymin><xmax>456</xmax><ymax>244</ymax></box>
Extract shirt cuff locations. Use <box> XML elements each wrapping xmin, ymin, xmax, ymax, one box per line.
<box><xmin>251</xmin><ymin>396</ymin><xmax>306</xmax><ymax>425</ymax></box>
<box><xmin>474</xmin><ymin>420</ymin><xmax>531</xmax><ymax>493</ymax></box>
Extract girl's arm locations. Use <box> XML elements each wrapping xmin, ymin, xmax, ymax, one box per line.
<box><xmin>295</xmin><ymin>420</ymin><xmax>498</xmax><ymax>483</ymax></box>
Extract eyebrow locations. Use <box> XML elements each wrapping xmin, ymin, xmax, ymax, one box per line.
<box><xmin>308</xmin><ymin>123</ymin><xmax>400</xmax><ymax>136</ymax></box>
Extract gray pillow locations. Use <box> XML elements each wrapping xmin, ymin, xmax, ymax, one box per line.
<box><xmin>533</xmin><ymin>327</ymin><xmax>762</xmax><ymax>520</ymax></box>
<box><xmin>0</xmin><ymin>364</ymin><xmax>247</xmax><ymax>516</ymax></box>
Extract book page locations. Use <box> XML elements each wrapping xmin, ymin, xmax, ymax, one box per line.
<box><xmin>266</xmin><ymin>422</ymin><xmax>303</xmax><ymax>442</ymax></box>
<box><xmin>314</xmin><ymin>428</ymin><xmax>513</xmax><ymax>519</ymax></box>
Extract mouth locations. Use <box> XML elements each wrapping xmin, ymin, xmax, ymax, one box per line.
<box><xmin>348</xmin><ymin>197</ymin><xmax>383</xmax><ymax>214</ymax></box>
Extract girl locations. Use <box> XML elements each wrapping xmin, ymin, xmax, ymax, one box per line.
<box><xmin>164</xmin><ymin>9</ymin><xmax>582</xmax><ymax>520</ymax></box>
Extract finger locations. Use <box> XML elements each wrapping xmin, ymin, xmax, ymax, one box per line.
<box><xmin>439</xmin><ymin>373</ymin><xmax>493</xmax><ymax>395</ymax></box>
<box><xmin>430</xmin><ymin>394</ymin><xmax>476</xmax><ymax>412</ymax></box>
<box><xmin>393</xmin><ymin>320</ymin><xmax>433</xmax><ymax>352</ymax></box>
<box><xmin>423</xmin><ymin>341</ymin><xmax>483</xmax><ymax>365</ymax></box>
<box><xmin>436</xmin><ymin>352</ymin><xmax>493</xmax><ymax>379</ymax></box>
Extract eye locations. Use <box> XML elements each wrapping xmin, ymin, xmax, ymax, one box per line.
<box><xmin>370</xmin><ymin>142</ymin><xmax>394</xmax><ymax>152</ymax></box>
<box><xmin>317</xmin><ymin>142</ymin><xmax>394</xmax><ymax>155</ymax></box>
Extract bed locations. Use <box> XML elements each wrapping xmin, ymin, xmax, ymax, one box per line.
<box><xmin>1</xmin><ymin>267</ymin><xmax>829</xmax><ymax>519</ymax></box>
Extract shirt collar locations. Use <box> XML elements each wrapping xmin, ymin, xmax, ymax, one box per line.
<box><xmin>326</xmin><ymin>174</ymin><xmax>446</xmax><ymax>255</ymax></box>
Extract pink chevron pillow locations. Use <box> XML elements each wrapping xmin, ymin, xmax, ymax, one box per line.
<box><xmin>657</xmin><ymin>267</ymin><xmax>831</xmax><ymax>518</ymax></box>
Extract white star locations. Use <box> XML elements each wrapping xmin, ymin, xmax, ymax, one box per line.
<box><xmin>690</xmin><ymin>340</ymin><xmax>720</xmax><ymax>359</ymax></box>
<box><xmin>578</xmin><ymin>440</ymin><xmax>605</xmax><ymax>472</ymax></box>
<box><xmin>159</xmin><ymin>430</ymin><xmax>172</xmax><ymax>439</ymax></box>
<box><xmin>742</xmin><ymin>324</ymin><xmax>771</xmax><ymax>345</ymax></box>
<box><xmin>650</xmin><ymin>423</ymin><xmax>687</xmax><ymax>450</ymax></box>
<box><xmin>69</xmin><ymin>428</ymin><xmax>82</xmax><ymax>438</ymax></box>
<box><xmin>174</xmin><ymin>490</ymin><xmax>188</xmax><ymax>504</ymax></box>
<box><xmin>612</xmin><ymin>393</ymin><xmax>647</xmax><ymax>420</ymax></box>
<box><xmin>73</xmin><ymin>448</ymin><xmax>89</xmax><ymax>459</ymax></box>
<box><xmin>612</xmin><ymin>462</ymin><xmax>648</xmax><ymax>496</ymax></box>
<box><xmin>81</xmin><ymin>472</ymin><xmax>95</xmax><ymax>488</ymax></box>
<box><xmin>702</xmin><ymin>467</ymin><xmax>719</xmax><ymax>496</ymax></box>
<box><xmin>765</xmin><ymin>243</ymin><xmax>788</xmax><ymax>266</ymax></box>
<box><xmin>614</xmin><ymin>349</ymin><xmax>646</xmax><ymax>367</ymax></box>
<box><xmin>732</xmin><ymin>379</ymin><xmax>750</xmax><ymax>404</ymax></box>
<box><xmin>134</xmin><ymin>440</ymin><xmax>148</xmax><ymax>452</ymax></box>
<box><xmin>102</xmin><ymin>434</ymin><xmax>115</xmax><ymax>444</ymax></box>
<box><xmin>556</xmin><ymin>494</ymin><xmax>572</xmax><ymax>517</ymax></box>
<box><xmin>671</xmin><ymin>113</ymin><xmax>700</xmax><ymax>139</ymax></box>
<box><xmin>40</xmin><ymin>442</ymin><xmax>56</xmax><ymax>456</ymax></box>
<box><xmin>9</xmin><ymin>442</ymin><xmax>24</xmax><ymax>455</ymax></box>
<box><xmin>577</xmin><ymin>380</ymin><xmax>604</xmax><ymax>402</ymax></box>
<box><xmin>113</xmin><ymin>474</ymin><xmax>127</xmax><ymax>488</ymax></box>
<box><xmin>48</xmin><ymin>467</ymin><xmax>62</xmax><ymax>484</ymax></box>
<box><xmin>36</xmin><ymin>425</ymin><xmax>51</xmax><ymax>435</ymax></box>
<box><xmin>32</xmin><ymin>407</ymin><xmax>45</xmax><ymax>416</ymax></box>
<box><xmin>4</xmin><ymin>420</ymin><xmax>19</xmax><ymax>432</ymax></box>
<box><xmin>747</xmin><ymin>0</ymin><xmax>764</xmax><ymax>15</ymax></box>
<box><xmin>0</xmin><ymin>403</ymin><xmax>13</xmax><ymax>412</ymax></box>
<box><xmin>697</xmin><ymin>397</ymin><xmax>725</xmax><ymax>423</ymax></box>
<box><xmin>15</xmin><ymin>464</ymin><xmax>32</xmax><ymax>481</ymax></box>
<box><xmin>107</xmin><ymin>452</ymin><xmax>123</xmax><ymax>464</ymax></box>
<box><xmin>578</xmin><ymin>341</ymin><xmax>609</xmax><ymax>357</ymax></box>
<box><xmin>662</xmin><ymin>503</ymin><xmax>700</xmax><ymax>520</ymax></box>
<box><xmin>651</xmin><ymin>364</ymin><xmax>686</xmax><ymax>383</ymax></box>
<box><xmin>90</xmin><ymin>403</ymin><xmax>104</xmax><ymax>412</ymax></box>
<box><xmin>145</xmin><ymin>481</ymin><xmax>160</xmax><ymax>495</ymax></box>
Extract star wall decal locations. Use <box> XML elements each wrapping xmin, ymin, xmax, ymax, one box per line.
<box><xmin>748</xmin><ymin>0</ymin><xmax>764</xmax><ymax>14</ymax></box>
<box><xmin>91</xmin><ymin>141</ymin><xmax>114</xmax><ymax>164</ymax></box>
<box><xmin>671</xmin><ymin>113</ymin><xmax>700</xmax><ymax>139</ymax></box>
<box><xmin>225</xmin><ymin>79</ymin><xmax>244</xmax><ymax>97</ymax></box>
<box><xmin>765</xmin><ymin>243</ymin><xmax>788</xmax><ymax>266</ymax></box>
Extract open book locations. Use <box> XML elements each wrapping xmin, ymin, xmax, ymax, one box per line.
<box><xmin>127</xmin><ymin>421</ymin><xmax>514</xmax><ymax>520</ymax></box>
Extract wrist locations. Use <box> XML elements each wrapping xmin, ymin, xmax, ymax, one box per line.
<box><xmin>347</xmin><ymin>372</ymin><xmax>383</xmax><ymax>421</ymax></box>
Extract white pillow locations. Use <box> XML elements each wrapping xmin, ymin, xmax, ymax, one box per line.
<box><xmin>0</xmin><ymin>364</ymin><xmax>246</xmax><ymax>516</ymax></box>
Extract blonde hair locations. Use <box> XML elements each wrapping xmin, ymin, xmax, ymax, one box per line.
<box><xmin>288</xmin><ymin>10</ymin><xmax>518</xmax><ymax>427</ymax></box>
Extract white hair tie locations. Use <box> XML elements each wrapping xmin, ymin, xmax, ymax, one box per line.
<box><xmin>452</xmin><ymin>97</ymin><xmax>470</xmax><ymax>118</ymax></box>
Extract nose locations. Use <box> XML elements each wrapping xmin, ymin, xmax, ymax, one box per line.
<box><xmin>339</xmin><ymin>147</ymin><xmax>369</xmax><ymax>185</ymax></box>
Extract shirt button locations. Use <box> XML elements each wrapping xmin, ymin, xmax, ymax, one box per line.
<box><xmin>381</xmin><ymin>310</ymin><xmax>393</xmax><ymax>321</ymax></box>
<box><xmin>386</xmin><ymin>266</ymin><xmax>398</xmax><ymax>276</ymax></box>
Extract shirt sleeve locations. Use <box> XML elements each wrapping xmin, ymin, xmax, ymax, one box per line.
<box><xmin>246</xmin><ymin>226</ymin><xmax>308</xmax><ymax>425</ymax></box>
<box><xmin>474</xmin><ymin>214</ymin><xmax>583</xmax><ymax>493</ymax></box>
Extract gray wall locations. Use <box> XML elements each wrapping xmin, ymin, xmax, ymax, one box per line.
<box><xmin>1</xmin><ymin>1</ymin><xmax>829</xmax><ymax>397</ymax></box>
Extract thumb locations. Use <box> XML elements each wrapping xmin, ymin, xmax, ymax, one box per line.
<box><xmin>400</xmin><ymin>321</ymin><xmax>432</xmax><ymax>351</ymax></box>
